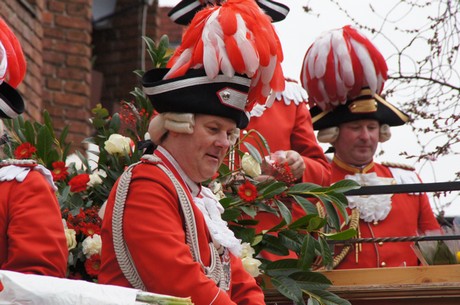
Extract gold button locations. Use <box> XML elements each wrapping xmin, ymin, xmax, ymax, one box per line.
<box><xmin>381</xmin><ymin>262</ymin><xmax>386</xmax><ymax>267</ymax></box>
<box><xmin>378</xmin><ymin>242</ymin><xmax>384</xmax><ymax>246</ymax></box>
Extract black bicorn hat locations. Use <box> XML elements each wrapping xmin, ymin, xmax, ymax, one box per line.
<box><xmin>142</xmin><ymin>68</ymin><xmax>251</xmax><ymax>128</ymax></box>
<box><xmin>0</xmin><ymin>82</ymin><xmax>25</xmax><ymax>119</ymax></box>
<box><xmin>310</xmin><ymin>88</ymin><xmax>410</xmax><ymax>130</ymax></box>
<box><xmin>168</xmin><ymin>0</ymin><xmax>290</xmax><ymax>25</ymax></box>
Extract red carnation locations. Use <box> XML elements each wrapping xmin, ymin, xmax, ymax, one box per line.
<box><xmin>238</xmin><ymin>181</ymin><xmax>258</xmax><ymax>202</ymax></box>
<box><xmin>68</xmin><ymin>173</ymin><xmax>90</xmax><ymax>193</ymax></box>
<box><xmin>84</xmin><ymin>254</ymin><xmax>101</xmax><ymax>277</ymax></box>
<box><xmin>51</xmin><ymin>161</ymin><xmax>69</xmax><ymax>181</ymax></box>
<box><xmin>14</xmin><ymin>142</ymin><xmax>37</xmax><ymax>159</ymax></box>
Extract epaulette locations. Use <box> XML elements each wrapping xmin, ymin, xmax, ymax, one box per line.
<box><xmin>0</xmin><ymin>159</ymin><xmax>38</xmax><ymax>168</ymax></box>
<box><xmin>381</xmin><ymin>161</ymin><xmax>415</xmax><ymax>171</ymax></box>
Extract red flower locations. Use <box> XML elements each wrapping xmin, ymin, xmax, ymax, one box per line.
<box><xmin>51</xmin><ymin>161</ymin><xmax>69</xmax><ymax>181</ymax></box>
<box><xmin>238</xmin><ymin>181</ymin><xmax>258</xmax><ymax>202</ymax></box>
<box><xmin>68</xmin><ymin>173</ymin><xmax>90</xmax><ymax>192</ymax></box>
<box><xmin>80</xmin><ymin>222</ymin><xmax>101</xmax><ymax>237</ymax></box>
<box><xmin>14</xmin><ymin>142</ymin><xmax>37</xmax><ymax>159</ymax></box>
<box><xmin>84</xmin><ymin>254</ymin><xmax>101</xmax><ymax>277</ymax></box>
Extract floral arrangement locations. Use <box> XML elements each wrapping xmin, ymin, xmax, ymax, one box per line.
<box><xmin>1</xmin><ymin>35</ymin><xmax>360</xmax><ymax>305</ymax></box>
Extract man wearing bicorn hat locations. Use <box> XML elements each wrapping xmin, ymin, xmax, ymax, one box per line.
<box><xmin>301</xmin><ymin>25</ymin><xmax>440</xmax><ymax>269</ymax></box>
<box><xmin>0</xmin><ymin>18</ymin><xmax>68</xmax><ymax>277</ymax></box>
<box><xmin>99</xmin><ymin>1</ymin><xmax>284</xmax><ymax>303</ymax></box>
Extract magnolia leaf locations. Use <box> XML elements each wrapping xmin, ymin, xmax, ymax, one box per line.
<box><xmin>323</xmin><ymin>193</ymin><xmax>349</xmax><ymax>222</ymax></box>
<box><xmin>261</xmin><ymin>234</ymin><xmax>290</xmax><ymax>256</ymax></box>
<box><xmin>328</xmin><ymin>179</ymin><xmax>361</xmax><ymax>193</ymax></box>
<box><xmin>289</xmin><ymin>271</ymin><xmax>332</xmax><ymax>290</ymax></box>
<box><xmin>288</xmin><ymin>182</ymin><xmax>322</xmax><ymax>195</ymax></box>
<box><xmin>288</xmin><ymin>214</ymin><xmax>318</xmax><ymax>231</ymax></box>
<box><xmin>318</xmin><ymin>237</ymin><xmax>333</xmax><ymax>270</ymax></box>
<box><xmin>306</xmin><ymin>216</ymin><xmax>327</xmax><ymax>232</ymax></box>
<box><xmin>298</xmin><ymin>234</ymin><xmax>317</xmax><ymax>269</ymax></box>
<box><xmin>36</xmin><ymin>125</ymin><xmax>54</xmax><ymax>165</ymax></box>
<box><xmin>241</xmin><ymin>206</ymin><xmax>258</xmax><ymax>218</ymax></box>
<box><xmin>305</xmin><ymin>289</ymin><xmax>351</xmax><ymax>305</ymax></box>
<box><xmin>43</xmin><ymin>110</ymin><xmax>56</xmax><ymax>139</ymax></box>
<box><xmin>264</xmin><ymin>259</ymin><xmax>300</xmax><ymax>276</ymax></box>
<box><xmin>292</xmin><ymin>195</ymin><xmax>319</xmax><ymax>215</ymax></box>
<box><xmin>322</xmin><ymin>229</ymin><xmax>357</xmax><ymax>241</ymax></box>
<box><xmin>108</xmin><ymin>113</ymin><xmax>121</xmax><ymax>132</ymax></box>
<box><xmin>23</xmin><ymin>120</ymin><xmax>35</xmax><ymax>144</ymax></box>
<box><xmin>316</xmin><ymin>197</ymin><xmax>341</xmax><ymax>231</ymax></box>
<box><xmin>271</xmin><ymin>276</ymin><xmax>305</xmax><ymax>305</ymax></box>
<box><xmin>260</xmin><ymin>181</ymin><xmax>287</xmax><ymax>199</ymax></box>
<box><xmin>242</xmin><ymin>142</ymin><xmax>263</xmax><ymax>163</ymax></box>
<box><xmin>278</xmin><ymin>230</ymin><xmax>303</xmax><ymax>253</ymax></box>
<box><xmin>221</xmin><ymin>208</ymin><xmax>241</xmax><ymax>221</ymax></box>
<box><xmin>240</xmin><ymin>129</ymin><xmax>271</xmax><ymax>156</ymax></box>
<box><xmin>274</xmin><ymin>198</ymin><xmax>292</xmax><ymax>224</ymax></box>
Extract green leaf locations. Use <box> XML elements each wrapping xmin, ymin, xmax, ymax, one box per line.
<box><xmin>274</xmin><ymin>198</ymin><xmax>292</xmax><ymax>224</ymax></box>
<box><xmin>264</xmin><ymin>259</ymin><xmax>300</xmax><ymax>276</ymax></box>
<box><xmin>298</xmin><ymin>234</ymin><xmax>317</xmax><ymax>269</ymax></box>
<box><xmin>36</xmin><ymin>125</ymin><xmax>54</xmax><ymax>165</ymax></box>
<box><xmin>260</xmin><ymin>181</ymin><xmax>287</xmax><ymax>199</ymax></box>
<box><xmin>271</xmin><ymin>276</ymin><xmax>305</xmax><ymax>305</ymax></box>
<box><xmin>323</xmin><ymin>229</ymin><xmax>357</xmax><ymax>241</ymax></box>
<box><xmin>289</xmin><ymin>271</ymin><xmax>332</xmax><ymax>290</ymax></box>
<box><xmin>328</xmin><ymin>179</ymin><xmax>361</xmax><ymax>193</ymax></box>
<box><xmin>292</xmin><ymin>195</ymin><xmax>319</xmax><ymax>215</ymax></box>
<box><xmin>242</xmin><ymin>142</ymin><xmax>263</xmax><ymax>163</ymax></box>
<box><xmin>317</xmin><ymin>237</ymin><xmax>334</xmax><ymax>270</ymax></box>
<box><xmin>305</xmin><ymin>289</ymin><xmax>351</xmax><ymax>305</ymax></box>
<box><xmin>23</xmin><ymin>120</ymin><xmax>35</xmax><ymax>144</ymax></box>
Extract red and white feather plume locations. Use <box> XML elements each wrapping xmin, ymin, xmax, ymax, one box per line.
<box><xmin>0</xmin><ymin>18</ymin><xmax>26</xmax><ymax>88</ymax></box>
<box><xmin>300</xmin><ymin>25</ymin><xmax>387</xmax><ymax>111</ymax></box>
<box><xmin>165</xmin><ymin>0</ymin><xmax>285</xmax><ymax>111</ymax></box>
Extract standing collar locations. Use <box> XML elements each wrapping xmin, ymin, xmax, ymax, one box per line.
<box><xmin>332</xmin><ymin>155</ymin><xmax>375</xmax><ymax>174</ymax></box>
<box><xmin>155</xmin><ymin>146</ymin><xmax>201</xmax><ymax>197</ymax></box>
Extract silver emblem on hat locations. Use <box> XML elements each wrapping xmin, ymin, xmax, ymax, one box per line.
<box><xmin>217</xmin><ymin>87</ymin><xmax>247</xmax><ymax>111</ymax></box>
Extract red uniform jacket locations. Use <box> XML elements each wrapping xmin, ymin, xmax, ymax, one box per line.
<box><xmin>0</xmin><ymin>165</ymin><xmax>68</xmax><ymax>277</ymax></box>
<box><xmin>331</xmin><ymin>157</ymin><xmax>441</xmax><ymax>269</ymax></box>
<box><xmin>99</xmin><ymin>149</ymin><xmax>265</xmax><ymax>305</ymax></box>
<box><xmin>239</xmin><ymin>98</ymin><xmax>331</xmax><ymax>260</ymax></box>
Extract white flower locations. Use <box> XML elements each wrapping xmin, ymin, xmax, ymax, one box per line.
<box><xmin>87</xmin><ymin>169</ymin><xmax>107</xmax><ymax>187</ymax></box>
<box><xmin>104</xmin><ymin>134</ymin><xmax>131</xmax><ymax>155</ymax></box>
<box><xmin>240</xmin><ymin>242</ymin><xmax>255</xmax><ymax>259</ymax></box>
<box><xmin>65</xmin><ymin>228</ymin><xmax>77</xmax><ymax>250</ymax></box>
<box><xmin>82</xmin><ymin>234</ymin><xmax>102</xmax><ymax>258</ymax></box>
<box><xmin>242</xmin><ymin>257</ymin><xmax>262</xmax><ymax>277</ymax></box>
<box><xmin>241</xmin><ymin>153</ymin><xmax>261</xmax><ymax>178</ymax></box>
<box><xmin>208</xmin><ymin>180</ymin><xmax>226</xmax><ymax>200</ymax></box>
<box><xmin>62</xmin><ymin>219</ymin><xmax>77</xmax><ymax>251</ymax></box>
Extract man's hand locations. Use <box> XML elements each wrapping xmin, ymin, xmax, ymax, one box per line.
<box><xmin>285</xmin><ymin>150</ymin><xmax>305</xmax><ymax>180</ymax></box>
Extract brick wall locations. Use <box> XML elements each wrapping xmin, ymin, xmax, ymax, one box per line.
<box><xmin>1</xmin><ymin>0</ymin><xmax>93</xmax><ymax>150</ymax></box>
<box><xmin>42</xmin><ymin>0</ymin><xmax>92</xmax><ymax>147</ymax></box>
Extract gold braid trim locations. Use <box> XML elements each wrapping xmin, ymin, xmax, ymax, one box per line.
<box><xmin>314</xmin><ymin>205</ymin><xmax>360</xmax><ymax>270</ymax></box>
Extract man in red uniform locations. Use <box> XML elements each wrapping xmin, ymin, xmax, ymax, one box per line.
<box><xmin>0</xmin><ymin>18</ymin><xmax>68</xmax><ymax>277</ymax></box>
<box><xmin>239</xmin><ymin>80</ymin><xmax>331</xmax><ymax>261</ymax></box>
<box><xmin>301</xmin><ymin>25</ymin><xmax>441</xmax><ymax>269</ymax></box>
<box><xmin>99</xmin><ymin>1</ymin><xmax>284</xmax><ymax>303</ymax></box>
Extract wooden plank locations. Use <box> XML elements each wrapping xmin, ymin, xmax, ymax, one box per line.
<box><xmin>319</xmin><ymin>264</ymin><xmax>460</xmax><ymax>286</ymax></box>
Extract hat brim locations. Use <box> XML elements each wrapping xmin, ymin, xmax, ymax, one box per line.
<box><xmin>142</xmin><ymin>68</ymin><xmax>251</xmax><ymax>128</ymax></box>
<box><xmin>310</xmin><ymin>91</ymin><xmax>410</xmax><ymax>130</ymax></box>
<box><xmin>0</xmin><ymin>82</ymin><xmax>25</xmax><ymax>119</ymax></box>
<box><xmin>168</xmin><ymin>0</ymin><xmax>289</xmax><ymax>25</ymax></box>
